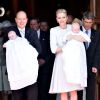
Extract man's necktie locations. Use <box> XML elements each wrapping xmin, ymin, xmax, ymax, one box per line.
<box><xmin>20</xmin><ymin>30</ymin><xmax>25</xmax><ymax>38</ymax></box>
<box><xmin>85</xmin><ymin>30</ymin><xmax>88</xmax><ymax>35</ymax></box>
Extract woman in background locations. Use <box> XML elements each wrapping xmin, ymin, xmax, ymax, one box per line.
<box><xmin>0</xmin><ymin>25</ymin><xmax>11</xmax><ymax>100</ymax></box>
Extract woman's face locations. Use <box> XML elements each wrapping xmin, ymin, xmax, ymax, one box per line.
<box><xmin>56</xmin><ymin>12</ymin><xmax>68</xmax><ymax>28</ymax></box>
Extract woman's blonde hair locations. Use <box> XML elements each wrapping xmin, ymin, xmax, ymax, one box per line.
<box><xmin>56</xmin><ymin>9</ymin><xmax>67</xmax><ymax>16</ymax></box>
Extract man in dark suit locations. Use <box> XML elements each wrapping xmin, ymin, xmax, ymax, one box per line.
<box><xmin>29</xmin><ymin>18</ymin><xmax>56</xmax><ymax>100</ymax></box>
<box><xmin>7</xmin><ymin>11</ymin><xmax>41</xmax><ymax>100</ymax></box>
<box><xmin>78</xmin><ymin>11</ymin><xmax>100</xmax><ymax>100</ymax></box>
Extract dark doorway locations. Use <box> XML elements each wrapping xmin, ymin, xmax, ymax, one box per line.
<box><xmin>0</xmin><ymin>0</ymin><xmax>90</xmax><ymax>26</ymax></box>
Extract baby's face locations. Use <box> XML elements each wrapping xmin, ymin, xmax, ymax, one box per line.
<box><xmin>72</xmin><ymin>23</ymin><xmax>80</xmax><ymax>33</ymax></box>
<box><xmin>8</xmin><ymin>31</ymin><xmax>17</xmax><ymax>40</ymax></box>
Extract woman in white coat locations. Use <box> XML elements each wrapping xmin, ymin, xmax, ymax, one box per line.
<box><xmin>49</xmin><ymin>9</ymin><xmax>88</xmax><ymax>100</ymax></box>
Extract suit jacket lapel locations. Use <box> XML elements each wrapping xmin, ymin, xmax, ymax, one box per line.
<box><xmin>87</xmin><ymin>29</ymin><xmax>96</xmax><ymax>50</ymax></box>
<box><xmin>90</xmin><ymin>29</ymin><xmax>95</xmax><ymax>40</ymax></box>
<box><xmin>25</xmin><ymin>28</ymin><xmax>29</xmax><ymax>38</ymax></box>
<box><xmin>15</xmin><ymin>26</ymin><xmax>22</xmax><ymax>37</ymax></box>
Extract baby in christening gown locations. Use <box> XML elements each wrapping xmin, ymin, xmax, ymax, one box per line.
<box><xmin>3</xmin><ymin>31</ymin><xmax>39</xmax><ymax>90</ymax></box>
<box><xmin>62</xmin><ymin>22</ymin><xmax>91</xmax><ymax>89</ymax></box>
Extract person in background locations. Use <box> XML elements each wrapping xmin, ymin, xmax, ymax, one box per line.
<box><xmin>40</xmin><ymin>20</ymin><xmax>49</xmax><ymax>32</ymax></box>
<box><xmin>29</xmin><ymin>18</ymin><xmax>40</xmax><ymax>32</ymax></box>
<box><xmin>29</xmin><ymin>18</ymin><xmax>56</xmax><ymax>100</ymax></box>
<box><xmin>0</xmin><ymin>23</ymin><xmax>11</xmax><ymax>100</ymax></box>
<box><xmin>67</xmin><ymin>14</ymin><xmax>74</xmax><ymax>24</ymax></box>
<box><xmin>78</xmin><ymin>11</ymin><xmax>100</xmax><ymax>100</ymax></box>
<box><xmin>6</xmin><ymin>11</ymin><xmax>41</xmax><ymax>100</ymax></box>
<box><xmin>29</xmin><ymin>17</ymin><xmax>48</xmax><ymax>71</ymax></box>
<box><xmin>39</xmin><ymin>20</ymin><xmax>50</xmax><ymax>45</ymax></box>
<box><xmin>40</xmin><ymin>20</ymin><xmax>56</xmax><ymax>100</ymax></box>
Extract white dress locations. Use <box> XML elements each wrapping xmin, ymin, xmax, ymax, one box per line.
<box><xmin>5</xmin><ymin>37</ymin><xmax>39</xmax><ymax>90</ymax></box>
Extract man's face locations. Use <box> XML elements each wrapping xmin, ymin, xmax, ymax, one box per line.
<box><xmin>40</xmin><ymin>22</ymin><xmax>48</xmax><ymax>31</ymax></box>
<box><xmin>82</xmin><ymin>18</ymin><xmax>94</xmax><ymax>30</ymax></box>
<box><xmin>15</xmin><ymin>11</ymin><xmax>28</xmax><ymax>29</ymax></box>
<box><xmin>29</xmin><ymin>20</ymin><xmax>40</xmax><ymax>31</ymax></box>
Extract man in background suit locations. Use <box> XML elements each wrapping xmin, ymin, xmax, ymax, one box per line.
<box><xmin>7</xmin><ymin>11</ymin><xmax>41</xmax><ymax>100</ymax></box>
<box><xmin>29</xmin><ymin>18</ymin><xmax>56</xmax><ymax>100</ymax></box>
<box><xmin>78</xmin><ymin>11</ymin><xmax>100</xmax><ymax>100</ymax></box>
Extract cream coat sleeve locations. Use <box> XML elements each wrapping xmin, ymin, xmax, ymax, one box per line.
<box><xmin>50</xmin><ymin>28</ymin><xmax>58</xmax><ymax>54</ymax></box>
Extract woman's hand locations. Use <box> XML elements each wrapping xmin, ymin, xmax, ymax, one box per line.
<box><xmin>67</xmin><ymin>34</ymin><xmax>87</xmax><ymax>42</ymax></box>
<box><xmin>56</xmin><ymin>48</ymin><xmax>62</xmax><ymax>54</ymax></box>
